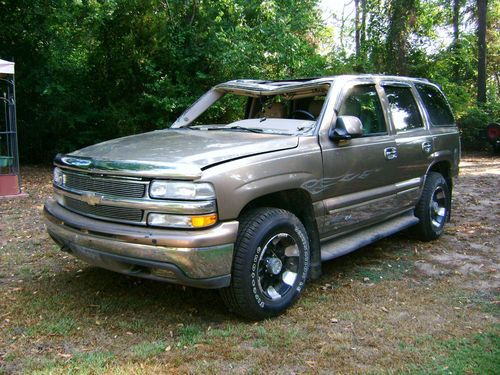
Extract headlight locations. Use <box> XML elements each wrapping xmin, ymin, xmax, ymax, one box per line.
<box><xmin>53</xmin><ymin>167</ymin><xmax>64</xmax><ymax>186</ymax></box>
<box><xmin>149</xmin><ymin>180</ymin><xmax>215</xmax><ymax>200</ymax></box>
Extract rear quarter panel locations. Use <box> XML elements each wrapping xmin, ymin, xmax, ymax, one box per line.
<box><xmin>429</xmin><ymin>127</ymin><xmax>461</xmax><ymax>177</ymax></box>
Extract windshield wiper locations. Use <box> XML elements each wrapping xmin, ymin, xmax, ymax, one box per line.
<box><xmin>181</xmin><ymin>124</ymin><xmax>201</xmax><ymax>129</ymax></box>
<box><xmin>297</xmin><ymin>124</ymin><xmax>315</xmax><ymax>132</ymax></box>
<box><xmin>220</xmin><ymin>126</ymin><xmax>264</xmax><ymax>133</ymax></box>
<box><xmin>227</xmin><ymin>126</ymin><xmax>264</xmax><ymax>133</ymax></box>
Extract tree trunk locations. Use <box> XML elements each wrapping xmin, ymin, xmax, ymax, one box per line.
<box><xmin>360</xmin><ymin>0</ymin><xmax>367</xmax><ymax>54</ymax></box>
<box><xmin>453</xmin><ymin>0</ymin><xmax>460</xmax><ymax>43</ymax></box>
<box><xmin>451</xmin><ymin>0</ymin><xmax>461</xmax><ymax>81</ymax></box>
<box><xmin>477</xmin><ymin>0</ymin><xmax>487</xmax><ymax>104</ymax></box>
<box><xmin>386</xmin><ymin>0</ymin><xmax>416</xmax><ymax>75</ymax></box>
<box><xmin>339</xmin><ymin>4</ymin><xmax>346</xmax><ymax>52</ymax></box>
<box><xmin>355</xmin><ymin>0</ymin><xmax>360</xmax><ymax>58</ymax></box>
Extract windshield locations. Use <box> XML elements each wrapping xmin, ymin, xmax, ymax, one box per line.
<box><xmin>174</xmin><ymin>88</ymin><xmax>328</xmax><ymax>135</ymax></box>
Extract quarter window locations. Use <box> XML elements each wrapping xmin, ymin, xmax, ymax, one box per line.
<box><xmin>338</xmin><ymin>85</ymin><xmax>387</xmax><ymax>135</ymax></box>
<box><xmin>415</xmin><ymin>83</ymin><xmax>455</xmax><ymax>126</ymax></box>
<box><xmin>384</xmin><ymin>86</ymin><xmax>423</xmax><ymax>132</ymax></box>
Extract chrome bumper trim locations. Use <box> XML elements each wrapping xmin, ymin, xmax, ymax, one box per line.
<box><xmin>44</xmin><ymin>198</ymin><xmax>238</xmax><ymax>248</ymax></box>
<box><xmin>44</xmin><ymin>199</ymin><xmax>238</xmax><ymax>280</ymax></box>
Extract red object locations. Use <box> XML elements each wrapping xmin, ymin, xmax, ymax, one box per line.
<box><xmin>0</xmin><ymin>174</ymin><xmax>20</xmax><ymax>195</ymax></box>
<box><xmin>487</xmin><ymin>124</ymin><xmax>500</xmax><ymax>141</ymax></box>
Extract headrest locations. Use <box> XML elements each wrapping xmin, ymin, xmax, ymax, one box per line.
<box><xmin>262</xmin><ymin>102</ymin><xmax>285</xmax><ymax>118</ymax></box>
<box><xmin>308</xmin><ymin>100</ymin><xmax>324</xmax><ymax>117</ymax></box>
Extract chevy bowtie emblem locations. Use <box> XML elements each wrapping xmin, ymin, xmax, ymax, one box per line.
<box><xmin>61</xmin><ymin>156</ymin><xmax>92</xmax><ymax>168</ymax></box>
<box><xmin>80</xmin><ymin>192</ymin><xmax>103</xmax><ymax>206</ymax></box>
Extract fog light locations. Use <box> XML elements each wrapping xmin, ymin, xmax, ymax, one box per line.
<box><xmin>148</xmin><ymin>213</ymin><xmax>217</xmax><ymax>228</ymax></box>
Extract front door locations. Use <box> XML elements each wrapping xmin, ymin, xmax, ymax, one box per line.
<box><xmin>318</xmin><ymin>82</ymin><xmax>400</xmax><ymax>239</ymax></box>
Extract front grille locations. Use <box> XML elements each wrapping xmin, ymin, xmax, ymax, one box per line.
<box><xmin>64</xmin><ymin>197</ymin><xmax>144</xmax><ymax>223</ymax></box>
<box><xmin>64</xmin><ymin>172</ymin><xmax>146</xmax><ymax>198</ymax></box>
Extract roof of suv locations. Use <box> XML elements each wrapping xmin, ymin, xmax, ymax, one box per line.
<box><xmin>215</xmin><ymin>75</ymin><xmax>432</xmax><ymax>95</ymax></box>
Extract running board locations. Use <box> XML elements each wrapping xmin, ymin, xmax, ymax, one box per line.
<box><xmin>320</xmin><ymin>212</ymin><xmax>419</xmax><ymax>261</ymax></box>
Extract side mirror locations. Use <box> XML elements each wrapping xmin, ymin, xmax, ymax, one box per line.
<box><xmin>329</xmin><ymin>116</ymin><xmax>363</xmax><ymax>141</ymax></box>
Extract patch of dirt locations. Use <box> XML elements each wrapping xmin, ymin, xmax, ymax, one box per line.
<box><xmin>0</xmin><ymin>154</ymin><xmax>498</xmax><ymax>374</ymax></box>
<box><xmin>414</xmin><ymin>155</ymin><xmax>500</xmax><ymax>293</ymax></box>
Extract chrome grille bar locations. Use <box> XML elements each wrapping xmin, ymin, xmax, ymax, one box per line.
<box><xmin>64</xmin><ymin>171</ymin><xmax>146</xmax><ymax>198</ymax></box>
<box><xmin>64</xmin><ymin>197</ymin><xmax>143</xmax><ymax>223</ymax></box>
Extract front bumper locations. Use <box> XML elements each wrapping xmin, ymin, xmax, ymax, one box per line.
<box><xmin>44</xmin><ymin>199</ymin><xmax>238</xmax><ymax>288</ymax></box>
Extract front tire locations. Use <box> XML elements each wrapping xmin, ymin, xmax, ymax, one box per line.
<box><xmin>220</xmin><ymin>208</ymin><xmax>310</xmax><ymax>320</ymax></box>
<box><xmin>413</xmin><ymin>172</ymin><xmax>451</xmax><ymax>241</ymax></box>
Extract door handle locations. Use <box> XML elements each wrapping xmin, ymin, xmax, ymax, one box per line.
<box><xmin>422</xmin><ymin>141</ymin><xmax>432</xmax><ymax>153</ymax></box>
<box><xmin>384</xmin><ymin>147</ymin><xmax>398</xmax><ymax>160</ymax></box>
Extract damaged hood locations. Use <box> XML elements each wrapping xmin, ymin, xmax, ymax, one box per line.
<box><xmin>62</xmin><ymin>129</ymin><xmax>298</xmax><ymax>179</ymax></box>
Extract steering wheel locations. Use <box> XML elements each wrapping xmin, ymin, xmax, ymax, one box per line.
<box><xmin>292</xmin><ymin>109</ymin><xmax>316</xmax><ymax>120</ymax></box>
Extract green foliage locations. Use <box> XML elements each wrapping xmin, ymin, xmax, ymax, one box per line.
<box><xmin>458</xmin><ymin>102</ymin><xmax>500</xmax><ymax>149</ymax></box>
<box><xmin>0</xmin><ymin>0</ymin><xmax>499</xmax><ymax>160</ymax></box>
<box><xmin>0</xmin><ymin>0</ymin><xmax>326</xmax><ymax>162</ymax></box>
<box><xmin>458</xmin><ymin>107</ymin><xmax>491</xmax><ymax>149</ymax></box>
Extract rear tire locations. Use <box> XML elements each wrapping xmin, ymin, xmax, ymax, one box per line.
<box><xmin>413</xmin><ymin>172</ymin><xmax>450</xmax><ymax>241</ymax></box>
<box><xmin>220</xmin><ymin>208</ymin><xmax>310</xmax><ymax>320</ymax></box>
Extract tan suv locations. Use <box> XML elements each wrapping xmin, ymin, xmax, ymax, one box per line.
<box><xmin>44</xmin><ymin>75</ymin><xmax>460</xmax><ymax>319</ymax></box>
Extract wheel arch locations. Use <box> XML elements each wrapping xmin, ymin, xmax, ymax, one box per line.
<box><xmin>422</xmin><ymin>162</ymin><xmax>453</xmax><ymax>222</ymax></box>
<box><xmin>426</xmin><ymin>160</ymin><xmax>453</xmax><ymax>192</ymax></box>
<box><xmin>238</xmin><ymin>188</ymin><xmax>322</xmax><ymax>280</ymax></box>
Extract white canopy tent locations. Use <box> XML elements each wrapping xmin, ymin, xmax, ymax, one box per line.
<box><xmin>0</xmin><ymin>58</ymin><xmax>24</xmax><ymax>197</ymax></box>
<box><xmin>0</xmin><ymin>59</ymin><xmax>15</xmax><ymax>75</ymax></box>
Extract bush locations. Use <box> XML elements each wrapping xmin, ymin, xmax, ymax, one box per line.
<box><xmin>457</xmin><ymin>103</ymin><xmax>500</xmax><ymax>150</ymax></box>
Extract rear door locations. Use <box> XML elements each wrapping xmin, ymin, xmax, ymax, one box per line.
<box><xmin>380</xmin><ymin>83</ymin><xmax>433</xmax><ymax>209</ymax></box>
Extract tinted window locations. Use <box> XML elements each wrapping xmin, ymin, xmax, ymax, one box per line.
<box><xmin>384</xmin><ymin>86</ymin><xmax>423</xmax><ymax>132</ymax></box>
<box><xmin>339</xmin><ymin>85</ymin><xmax>387</xmax><ymax>135</ymax></box>
<box><xmin>415</xmin><ymin>83</ymin><xmax>455</xmax><ymax>126</ymax></box>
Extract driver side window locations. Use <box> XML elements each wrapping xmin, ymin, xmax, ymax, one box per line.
<box><xmin>338</xmin><ymin>85</ymin><xmax>387</xmax><ymax>136</ymax></box>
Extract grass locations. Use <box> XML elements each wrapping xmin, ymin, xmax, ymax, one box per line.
<box><xmin>405</xmin><ymin>332</ymin><xmax>500</xmax><ymax>374</ymax></box>
<box><xmin>26</xmin><ymin>317</ymin><xmax>77</xmax><ymax>337</ymax></box>
<box><xmin>0</xmin><ymin>156</ymin><xmax>499</xmax><ymax>374</ymax></box>
<box><xmin>252</xmin><ymin>325</ymin><xmax>303</xmax><ymax>349</ymax></box>
<box><xmin>129</xmin><ymin>341</ymin><xmax>167</xmax><ymax>359</ymax></box>
<box><xmin>29</xmin><ymin>351</ymin><xmax>116</xmax><ymax>375</ymax></box>
<box><xmin>177</xmin><ymin>325</ymin><xmax>203</xmax><ymax>347</ymax></box>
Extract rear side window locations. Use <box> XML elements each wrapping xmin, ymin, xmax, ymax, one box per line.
<box><xmin>384</xmin><ymin>86</ymin><xmax>423</xmax><ymax>132</ymax></box>
<box><xmin>415</xmin><ymin>83</ymin><xmax>455</xmax><ymax>126</ymax></box>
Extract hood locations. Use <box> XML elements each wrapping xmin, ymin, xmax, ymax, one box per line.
<box><xmin>64</xmin><ymin>129</ymin><xmax>298</xmax><ymax>179</ymax></box>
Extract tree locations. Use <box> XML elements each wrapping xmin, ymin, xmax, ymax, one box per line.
<box><xmin>385</xmin><ymin>0</ymin><xmax>418</xmax><ymax>74</ymax></box>
<box><xmin>453</xmin><ymin>0</ymin><xmax>461</xmax><ymax>43</ymax></box>
<box><xmin>477</xmin><ymin>0</ymin><xmax>487</xmax><ymax>104</ymax></box>
<box><xmin>354</xmin><ymin>0</ymin><xmax>360</xmax><ymax>58</ymax></box>
<box><xmin>0</xmin><ymin>0</ymin><xmax>327</xmax><ymax>162</ymax></box>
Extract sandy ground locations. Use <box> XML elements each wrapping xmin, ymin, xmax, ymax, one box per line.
<box><xmin>415</xmin><ymin>155</ymin><xmax>499</xmax><ymax>291</ymax></box>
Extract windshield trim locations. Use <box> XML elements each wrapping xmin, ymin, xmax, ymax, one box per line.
<box><xmin>171</xmin><ymin>81</ymin><xmax>332</xmax><ymax>129</ymax></box>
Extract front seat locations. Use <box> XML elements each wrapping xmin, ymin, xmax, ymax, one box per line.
<box><xmin>308</xmin><ymin>100</ymin><xmax>324</xmax><ymax>119</ymax></box>
<box><xmin>260</xmin><ymin>102</ymin><xmax>285</xmax><ymax>118</ymax></box>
